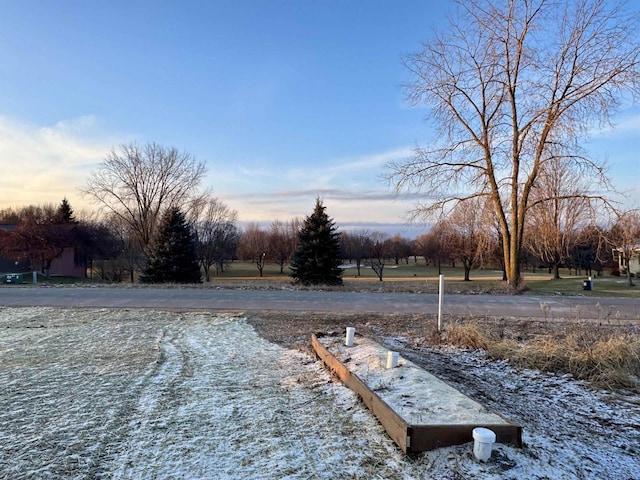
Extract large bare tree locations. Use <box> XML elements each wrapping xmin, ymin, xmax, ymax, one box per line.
<box><xmin>525</xmin><ymin>157</ymin><xmax>593</xmax><ymax>279</ymax></box>
<box><xmin>82</xmin><ymin>142</ymin><xmax>208</xmax><ymax>258</ymax></box>
<box><xmin>388</xmin><ymin>0</ymin><xmax>640</xmax><ymax>288</ymax></box>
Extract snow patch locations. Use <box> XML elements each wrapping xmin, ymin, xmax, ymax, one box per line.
<box><xmin>0</xmin><ymin>308</ymin><xmax>638</xmax><ymax>479</ymax></box>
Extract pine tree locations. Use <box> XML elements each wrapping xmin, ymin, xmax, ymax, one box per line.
<box><xmin>57</xmin><ymin>198</ymin><xmax>75</xmax><ymax>224</ymax></box>
<box><xmin>290</xmin><ymin>198</ymin><xmax>343</xmax><ymax>285</ymax></box>
<box><xmin>141</xmin><ymin>207</ymin><xmax>201</xmax><ymax>283</ymax></box>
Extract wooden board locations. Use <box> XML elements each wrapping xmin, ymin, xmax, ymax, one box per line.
<box><xmin>409</xmin><ymin>423</ymin><xmax>523</xmax><ymax>452</ymax></box>
<box><xmin>311</xmin><ymin>334</ymin><xmax>523</xmax><ymax>453</ymax></box>
<box><xmin>311</xmin><ymin>334</ymin><xmax>410</xmax><ymax>452</ymax></box>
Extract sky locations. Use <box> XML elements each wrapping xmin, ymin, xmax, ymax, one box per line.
<box><xmin>0</xmin><ymin>0</ymin><xmax>638</xmax><ymax>237</ymax></box>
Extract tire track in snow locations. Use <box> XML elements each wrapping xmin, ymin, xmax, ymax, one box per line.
<box><xmin>0</xmin><ymin>308</ymin><xmax>167</xmax><ymax>479</ymax></box>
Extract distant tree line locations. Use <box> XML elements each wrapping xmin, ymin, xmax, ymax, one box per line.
<box><xmin>0</xmin><ymin>141</ymin><xmax>637</xmax><ymax>286</ymax></box>
<box><xmin>0</xmin><ymin>196</ymin><xmax>637</xmax><ymax>285</ymax></box>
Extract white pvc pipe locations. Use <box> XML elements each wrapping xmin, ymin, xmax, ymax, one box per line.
<box><xmin>473</xmin><ymin>427</ymin><xmax>496</xmax><ymax>462</ymax></box>
<box><xmin>386</xmin><ymin>351</ymin><xmax>399</xmax><ymax>369</ymax></box>
<box><xmin>438</xmin><ymin>274</ymin><xmax>444</xmax><ymax>332</ymax></box>
<box><xmin>345</xmin><ymin>327</ymin><xmax>355</xmax><ymax>346</ymax></box>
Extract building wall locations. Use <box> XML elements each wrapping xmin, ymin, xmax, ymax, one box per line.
<box><xmin>50</xmin><ymin>247</ymin><xmax>86</xmax><ymax>277</ymax></box>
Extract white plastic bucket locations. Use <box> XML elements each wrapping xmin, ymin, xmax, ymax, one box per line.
<box><xmin>472</xmin><ymin>427</ymin><xmax>496</xmax><ymax>462</ymax></box>
<box><xmin>386</xmin><ymin>351</ymin><xmax>399</xmax><ymax>369</ymax></box>
<box><xmin>345</xmin><ymin>327</ymin><xmax>355</xmax><ymax>346</ymax></box>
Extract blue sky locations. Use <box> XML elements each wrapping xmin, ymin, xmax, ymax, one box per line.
<box><xmin>0</xmin><ymin>0</ymin><xmax>638</xmax><ymax>236</ymax></box>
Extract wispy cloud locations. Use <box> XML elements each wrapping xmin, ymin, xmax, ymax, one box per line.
<box><xmin>210</xmin><ymin>146</ymin><xmax>429</xmax><ymax>227</ymax></box>
<box><xmin>0</xmin><ymin>116</ymin><xmax>120</xmax><ymax>210</ymax></box>
<box><xmin>0</xmin><ymin>116</ymin><xmax>432</xmax><ymax>232</ymax></box>
<box><xmin>589</xmin><ymin>108</ymin><xmax>640</xmax><ymax>139</ymax></box>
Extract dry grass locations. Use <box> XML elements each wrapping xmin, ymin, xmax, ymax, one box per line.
<box><xmin>442</xmin><ymin>322</ymin><xmax>640</xmax><ymax>390</ymax></box>
<box><xmin>442</xmin><ymin>322</ymin><xmax>490</xmax><ymax>350</ymax></box>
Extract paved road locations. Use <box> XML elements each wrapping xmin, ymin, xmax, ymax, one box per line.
<box><xmin>0</xmin><ymin>286</ymin><xmax>638</xmax><ymax>321</ymax></box>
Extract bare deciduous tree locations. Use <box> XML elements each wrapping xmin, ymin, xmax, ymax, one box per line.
<box><xmin>388</xmin><ymin>0</ymin><xmax>640</xmax><ymax>288</ymax></box>
<box><xmin>342</xmin><ymin>229</ymin><xmax>372</xmax><ymax>276</ymax></box>
<box><xmin>415</xmin><ymin>223</ymin><xmax>453</xmax><ymax>274</ymax></box>
<box><xmin>236</xmin><ymin>223</ymin><xmax>270</xmax><ymax>277</ymax></box>
<box><xmin>193</xmin><ymin>198</ymin><xmax>238</xmax><ymax>281</ymax></box>
<box><xmin>107</xmin><ymin>213</ymin><xmax>143</xmax><ymax>283</ymax></box>
<box><xmin>387</xmin><ymin>235</ymin><xmax>412</xmax><ymax>265</ymax></box>
<box><xmin>444</xmin><ymin>198</ymin><xmax>493</xmax><ymax>281</ymax></box>
<box><xmin>268</xmin><ymin>220</ymin><xmax>298</xmax><ymax>274</ymax></box>
<box><xmin>570</xmin><ymin>225</ymin><xmax>609</xmax><ymax>277</ymax></box>
<box><xmin>525</xmin><ymin>157</ymin><xmax>593</xmax><ymax>279</ymax></box>
<box><xmin>365</xmin><ymin>231</ymin><xmax>388</xmax><ymax>281</ymax></box>
<box><xmin>82</xmin><ymin>142</ymin><xmax>208</xmax><ymax>261</ymax></box>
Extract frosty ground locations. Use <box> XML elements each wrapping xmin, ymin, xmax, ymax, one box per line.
<box><xmin>0</xmin><ymin>308</ymin><xmax>638</xmax><ymax>479</ymax></box>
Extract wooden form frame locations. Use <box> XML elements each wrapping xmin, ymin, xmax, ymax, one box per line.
<box><xmin>311</xmin><ymin>334</ymin><xmax>522</xmax><ymax>453</ymax></box>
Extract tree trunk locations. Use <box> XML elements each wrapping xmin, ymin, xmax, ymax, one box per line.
<box><xmin>505</xmin><ymin>245</ymin><xmax>522</xmax><ymax>290</ymax></box>
<box><xmin>503</xmin><ymin>213</ymin><xmax>524</xmax><ymax>289</ymax></box>
<box><xmin>552</xmin><ymin>264</ymin><xmax>561</xmax><ymax>280</ymax></box>
<box><xmin>464</xmin><ymin>264</ymin><xmax>471</xmax><ymax>281</ymax></box>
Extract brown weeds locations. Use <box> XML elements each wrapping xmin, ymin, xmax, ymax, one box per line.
<box><xmin>443</xmin><ymin>322</ymin><xmax>490</xmax><ymax>350</ymax></box>
<box><xmin>443</xmin><ymin>322</ymin><xmax>640</xmax><ymax>390</ymax></box>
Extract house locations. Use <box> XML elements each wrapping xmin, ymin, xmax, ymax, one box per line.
<box><xmin>0</xmin><ymin>224</ymin><xmax>86</xmax><ymax>277</ymax></box>
<box><xmin>50</xmin><ymin>247</ymin><xmax>87</xmax><ymax>277</ymax></box>
<box><xmin>613</xmin><ymin>245</ymin><xmax>640</xmax><ymax>276</ymax></box>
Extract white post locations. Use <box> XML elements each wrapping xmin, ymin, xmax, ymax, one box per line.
<box><xmin>345</xmin><ymin>327</ymin><xmax>355</xmax><ymax>346</ymax></box>
<box><xmin>33</xmin><ymin>271</ymin><xmax>37</xmax><ymax>285</ymax></box>
<box><xmin>438</xmin><ymin>274</ymin><xmax>444</xmax><ymax>332</ymax></box>
<box><xmin>386</xmin><ymin>351</ymin><xmax>399</xmax><ymax>369</ymax></box>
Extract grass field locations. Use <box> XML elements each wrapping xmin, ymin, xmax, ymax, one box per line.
<box><xmin>15</xmin><ymin>261</ymin><xmax>637</xmax><ymax>298</ymax></box>
<box><xmin>213</xmin><ymin>261</ymin><xmax>639</xmax><ymax>298</ymax></box>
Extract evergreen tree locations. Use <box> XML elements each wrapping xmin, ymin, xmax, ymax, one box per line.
<box><xmin>57</xmin><ymin>198</ymin><xmax>75</xmax><ymax>224</ymax></box>
<box><xmin>290</xmin><ymin>198</ymin><xmax>343</xmax><ymax>285</ymax></box>
<box><xmin>141</xmin><ymin>207</ymin><xmax>201</xmax><ymax>283</ymax></box>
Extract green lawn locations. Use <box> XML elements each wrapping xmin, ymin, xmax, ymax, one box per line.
<box><xmin>524</xmin><ymin>275</ymin><xmax>638</xmax><ymax>297</ymax></box>
<box><xmin>9</xmin><ymin>261</ymin><xmax>636</xmax><ymax>297</ymax></box>
<box><xmin>213</xmin><ymin>261</ymin><xmax>638</xmax><ymax>297</ymax></box>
